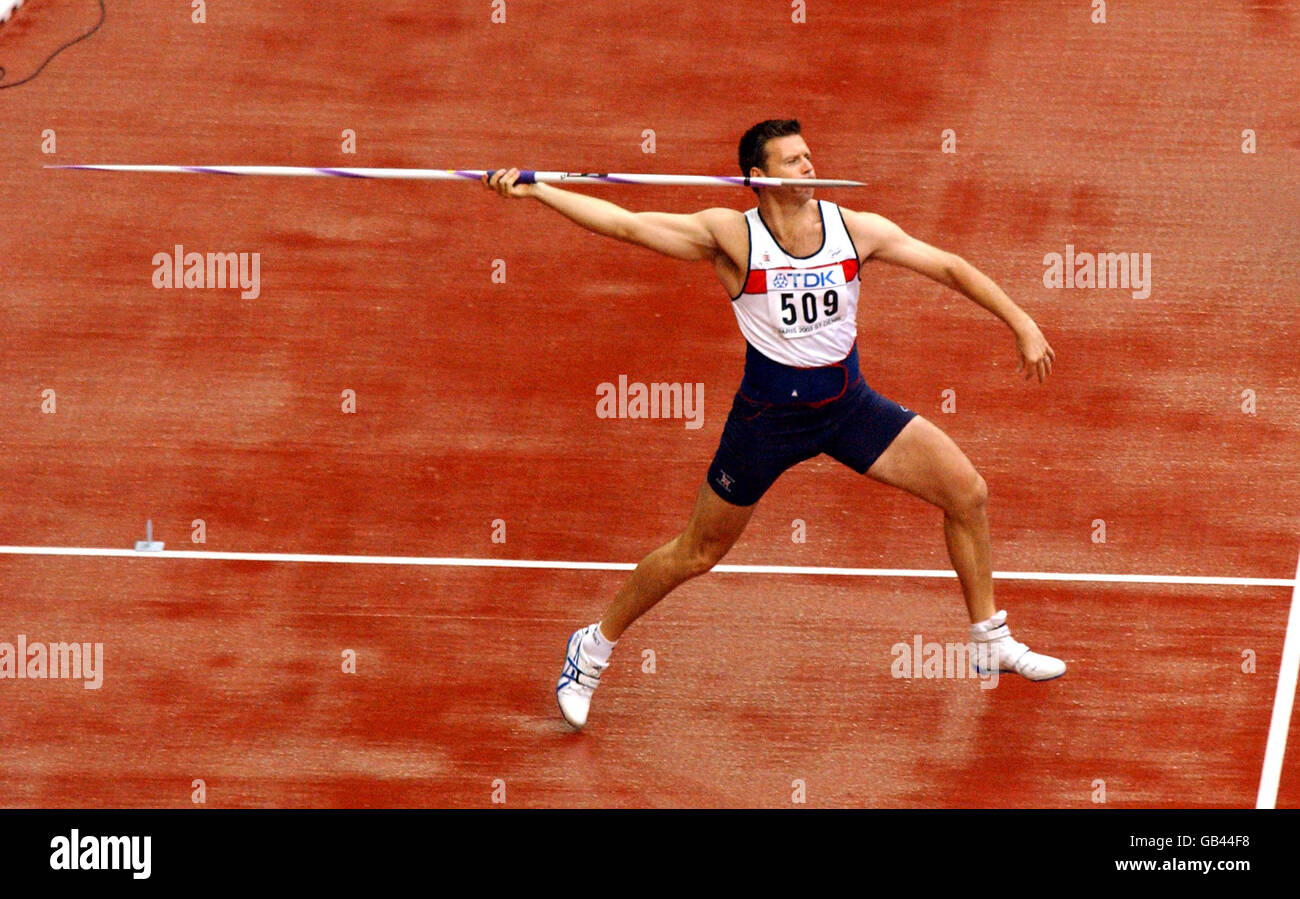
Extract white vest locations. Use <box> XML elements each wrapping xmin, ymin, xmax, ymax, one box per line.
<box><xmin>730</xmin><ymin>200</ymin><xmax>861</xmax><ymax>366</ymax></box>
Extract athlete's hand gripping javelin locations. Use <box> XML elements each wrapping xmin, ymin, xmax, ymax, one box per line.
<box><xmin>483</xmin><ymin>168</ymin><xmax>535</xmax><ymax>199</ymax></box>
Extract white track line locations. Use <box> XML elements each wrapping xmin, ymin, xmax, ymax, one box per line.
<box><xmin>1256</xmin><ymin>544</ymin><xmax>1300</xmax><ymax>808</ymax></box>
<box><xmin>0</xmin><ymin>545</ymin><xmax>1294</xmax><ymax>587</ymax></box>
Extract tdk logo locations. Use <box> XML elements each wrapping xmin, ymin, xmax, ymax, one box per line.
<box><xmin>769</xmin><ymin>268</ymin><xmax>841</xmax><ymax>290</ymax></box>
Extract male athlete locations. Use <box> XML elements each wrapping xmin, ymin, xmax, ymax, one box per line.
<box><xmin>483</xmin><ymin>119</ymin><xmax>1065</xmax><ymax>730</ymax></box>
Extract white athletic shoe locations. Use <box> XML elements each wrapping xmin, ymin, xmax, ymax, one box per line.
<box><xmin>556</xmin><ymin>625</ymin><xmax>608</xmax><ymax>729</ymax></box>
<box><xmin>0</xmin><ymin>1</ymin><xmax>24</xmax><ymax>26</ymax></box>
<box><xmin>971</xmin><ymin>609</ymin><xmax>1066</xmax><ymax>681</ymax></box>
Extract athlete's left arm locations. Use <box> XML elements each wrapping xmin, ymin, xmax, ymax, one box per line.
<box><xmin>841</xmin><ymin>209</ymin><xmax>1055</xmax><ymax>383</ymax></box>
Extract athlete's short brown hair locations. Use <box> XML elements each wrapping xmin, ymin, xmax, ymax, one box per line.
<box><xmin>738</xmin><ymin>119</ymin><xmax>802</xmax><ymax>189</ymax></box>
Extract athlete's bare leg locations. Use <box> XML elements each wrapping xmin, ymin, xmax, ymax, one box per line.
<box><xmin>598</xmin><ymin>482</ymin><xmax>756</xmax><ymax>640</ymax></box>
<box><xmin>866</xmin><ymin>416</ymin><xmax>995</xmax><ymax>623</ymax></box>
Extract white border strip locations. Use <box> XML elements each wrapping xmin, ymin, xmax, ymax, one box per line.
<box><xmin>1256</xmin><ymin>545</ymin><xmax>1300</xmax><ymax>808</ymax></box>
<box><xmin>0</xmin><ymin>545</ymin><xmax>1294</xmax><ymax>587</ymax></box>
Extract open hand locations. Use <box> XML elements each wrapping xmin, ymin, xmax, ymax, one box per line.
<box><xmin>1015</xmin><ymin>320</ymin><xmax>1055</xmax><ymax>383</ymax></box>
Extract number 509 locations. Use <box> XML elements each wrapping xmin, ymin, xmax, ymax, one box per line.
<box><xmin>780</xmin><ymin>290</ymin><xmax>838</xmax><ymax>326</ymax></box>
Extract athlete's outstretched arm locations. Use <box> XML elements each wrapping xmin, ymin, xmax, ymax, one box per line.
<box><xmin>843</xmin><ymin>209</ymin><xmax>1055</xmax><ymax>383</ymax></box>
<box><xmin>482</xmin><ymin>167</ymin><xmax>722</xmax><ymax>262</ymax></box>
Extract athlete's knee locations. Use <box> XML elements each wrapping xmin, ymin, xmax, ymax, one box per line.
<box><xmin>676</xmin><ymin>532</ymin><xmax>732</xmax><ymax>579</ymax></box>
<box><xmin>946</xmin><ymin>469</ymin><xmax>988</xmax><ymax>519</ymax></box>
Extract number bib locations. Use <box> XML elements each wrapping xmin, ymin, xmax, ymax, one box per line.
<box><xmin>765</xmin><ymin>265</ymin><xmax>847</xmax><ymax>339</ymax></box>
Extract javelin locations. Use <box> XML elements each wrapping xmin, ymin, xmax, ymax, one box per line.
<box><xmin>43</xmin><ymin>164</ymin><xmax>866</xmax><ymax>189</ymax></box>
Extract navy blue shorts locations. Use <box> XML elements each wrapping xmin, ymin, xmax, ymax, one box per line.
<box><xmin>706</xmin><ymin>344</ymin><xmax>918</xmax><ymax>507</ymax></box>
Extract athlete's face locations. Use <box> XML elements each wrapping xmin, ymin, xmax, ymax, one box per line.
<box><xmin>759</xmin><ymin>134</ymin><xmax>816</xmax><ymax>199</ymax></box>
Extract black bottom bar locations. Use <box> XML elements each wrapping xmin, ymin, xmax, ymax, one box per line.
<box><xmin>0</xmin><ymin>809</ymin><xmax>1289</xmax><ymax>887</ymax></box>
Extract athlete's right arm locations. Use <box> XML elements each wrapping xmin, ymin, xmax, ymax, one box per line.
<box><xmin>482</xmin><ymin>168</ymin><xmax>723</xmax><ymax>262</ymax></box>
